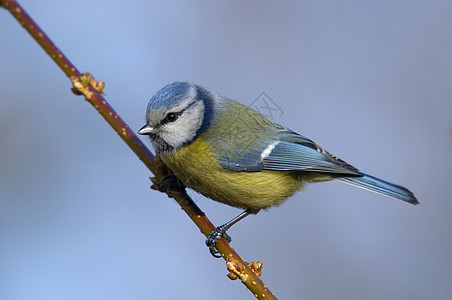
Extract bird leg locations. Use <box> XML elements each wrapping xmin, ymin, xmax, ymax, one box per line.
<box><xmin>206</xmin><ymin>208</ymin><xmax>259</xmax><ymax>258</ymax></box>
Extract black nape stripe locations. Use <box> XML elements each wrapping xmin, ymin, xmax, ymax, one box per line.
<box><xmin>194</xmin><ymin>85</ymin><xmax>214</xmax><ymax>138</ymax></box>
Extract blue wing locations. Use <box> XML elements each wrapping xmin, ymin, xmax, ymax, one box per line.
<box><xmin>215</xmin><ymin>126</ymin><xmax>360</xmax><ymax>175</ymax></box>
<box><xmin>262</xmin><ymin>129</ymin><xmax>360</xmax><ymax>175</ymax></box>
<box><xmin>214</xmin><ymin>126</ymin><xmax>418</xmax><ymax>205</ymax></box>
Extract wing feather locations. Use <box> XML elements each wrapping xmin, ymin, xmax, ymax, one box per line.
<box><xmin>262</xmin><ymin>129</ymin><xmax>360</xmax><ymax>175</ymax></box>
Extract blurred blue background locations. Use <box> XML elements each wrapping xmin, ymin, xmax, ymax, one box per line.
<box><xmin>1</xmin><ymin>1</ymin><xmax>451</xmax><ymax>299</ymax></box>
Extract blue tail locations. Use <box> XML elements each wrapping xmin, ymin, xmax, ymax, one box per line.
<box><xmin>336</xmin><ymin>173</ymin><xmax>418</xmax><ymax>205</ymax></box>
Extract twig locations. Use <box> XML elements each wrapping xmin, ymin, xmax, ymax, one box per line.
<box><xmin>0</xmin><ymin>0</ymin><xmax>277</xmax><ymax>299</ymax></box>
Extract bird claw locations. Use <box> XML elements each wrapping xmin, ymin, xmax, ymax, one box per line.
<box><xmin>206</xmin><ymin>225</ymin><xmax>232</xmax><ymax>258</ymax></box>
<box><xmin>150</xmin><ymin>174</ymin><xmax>185</xmax><ymax>194</ymax></box>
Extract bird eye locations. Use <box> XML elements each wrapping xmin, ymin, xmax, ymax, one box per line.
<box><xmin>165</xmin><ymin>112</ymin><xmax>178</xmax><ymax>123</ymax></box>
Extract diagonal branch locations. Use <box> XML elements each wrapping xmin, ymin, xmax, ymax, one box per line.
<box><xmin>0</xmin><ymin>0</ymin><xmax>277</xmax><ymax>299</ymax></box>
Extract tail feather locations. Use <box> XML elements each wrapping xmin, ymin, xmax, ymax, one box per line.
<box><xmin>336</xmin><ymin>173</ymin><xmax>419</xmax><ymax>205</ymax></box>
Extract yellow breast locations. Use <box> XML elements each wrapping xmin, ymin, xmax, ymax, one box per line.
<box><xmin>160</xmin><ymin>137</ymin><xmax>303</xmax><ymax>210</ymax></box>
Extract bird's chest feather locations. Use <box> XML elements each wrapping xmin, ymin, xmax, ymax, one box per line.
<box><xmin>159</xmin><ymin>137</ymin><xmax>303</xmax><ymax>210</ymax></box>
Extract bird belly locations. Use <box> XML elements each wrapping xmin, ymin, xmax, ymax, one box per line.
<box><xmin>160</xmin><ymin>138</ymin><xmax>303</xmax><ymax>210</ymax></box>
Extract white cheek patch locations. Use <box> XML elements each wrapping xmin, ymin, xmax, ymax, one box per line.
<box><xmin>160</xmin><ymin>101</ymin><xmax>205</xmax><ymax>149</ymax></box>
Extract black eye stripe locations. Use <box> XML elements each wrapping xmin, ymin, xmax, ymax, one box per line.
<box><xmin>159</xmin><ymin>101</ymin><xmax>199</xmax><ymax>126</ymax></box>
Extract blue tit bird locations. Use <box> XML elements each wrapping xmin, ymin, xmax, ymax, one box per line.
<box><xmin>138</xmin><ymin>81</ymin><xmax>418</xmax><ymax>257</ymax></box>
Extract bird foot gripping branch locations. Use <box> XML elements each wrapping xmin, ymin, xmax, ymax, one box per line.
<box><xmin>149</xmin><ymin>175</ymin><xmax>187</xmax><ymax>196</ymax></box>
<box><xmin>206</xmin><ymin>225</ymin><xmax>233</xmax><ymax>257</ymax></box>
<box><xmin>148</xmin><ymin>158</ymin><xmax>186</xmax><ymax>196</ymax></box>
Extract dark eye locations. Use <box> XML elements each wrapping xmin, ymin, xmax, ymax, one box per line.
<box><xmin>165</xmin><ymin>112</ymin><xmax>178</xmax><ymax>123</ymax></box>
